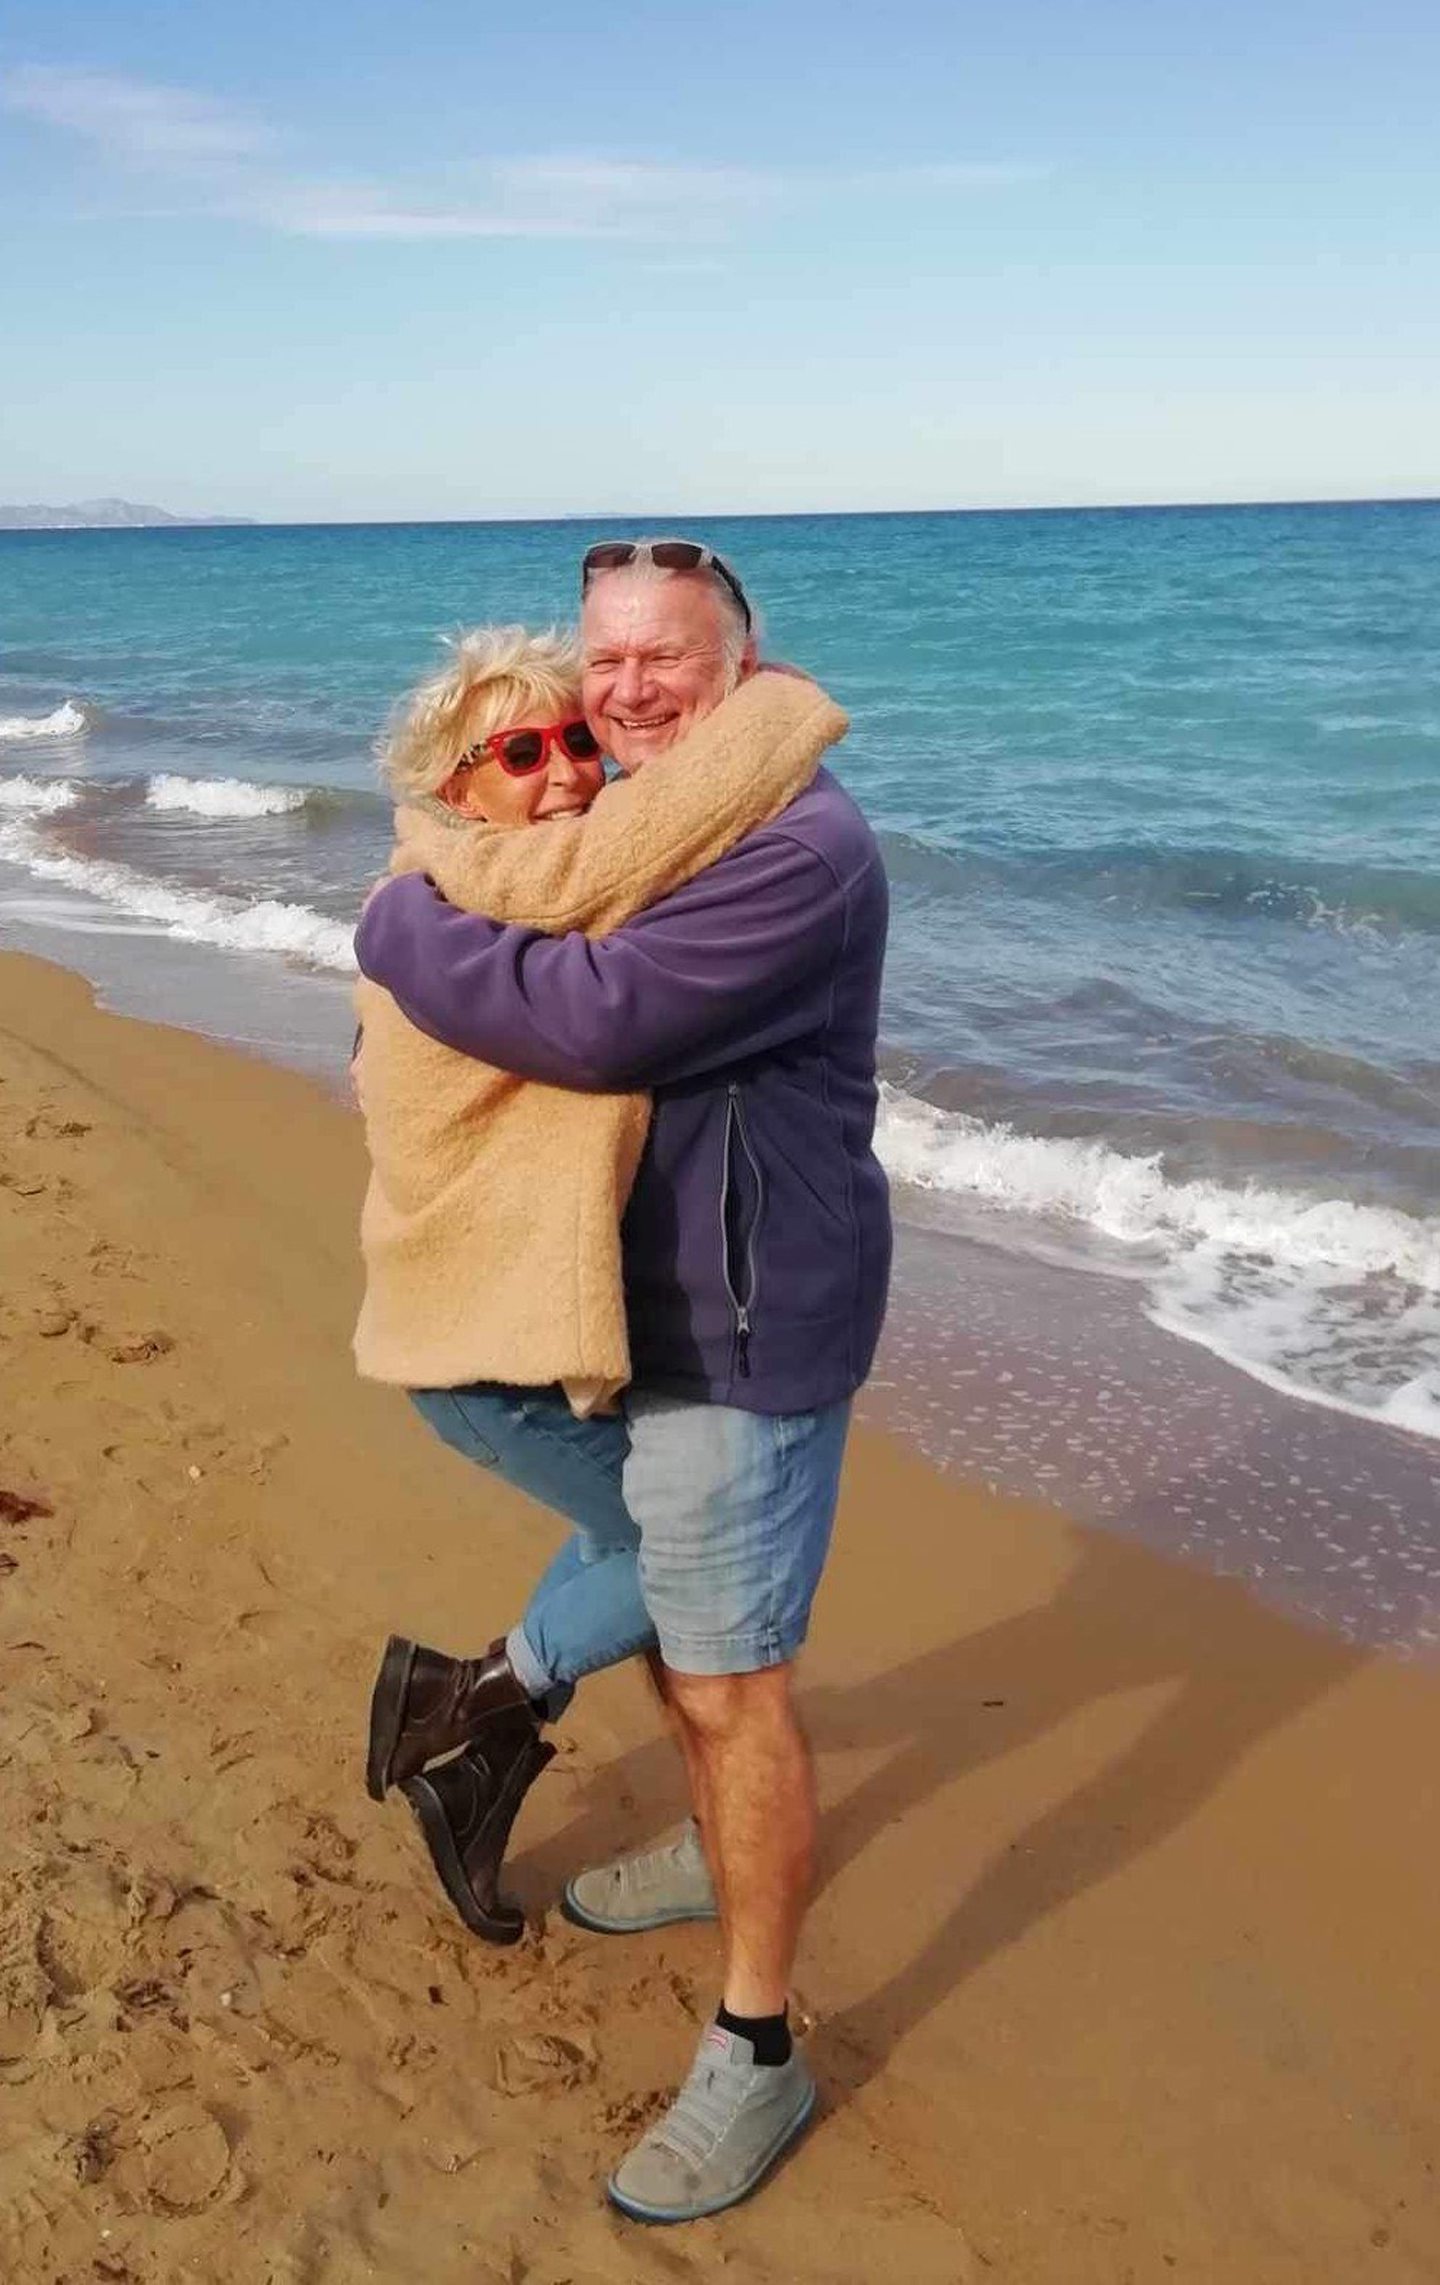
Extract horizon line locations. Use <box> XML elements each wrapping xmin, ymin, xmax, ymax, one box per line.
<box><xmin>6</xmin><ymin>490</ymin><xmax>1439</xmax><ymax>532</ymax></box>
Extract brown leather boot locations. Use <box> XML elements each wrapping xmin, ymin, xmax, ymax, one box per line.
<box><xmin>400</xmin><ymin>1710</ymin><xmax>556</xmax><ymax>1944</ymax></box>
<box><xmin>366</xmin><ymin>1633</ymin><xmax>532</xmax><ymax>1801</ymax></box>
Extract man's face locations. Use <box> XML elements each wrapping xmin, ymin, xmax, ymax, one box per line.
<box><xmin>581</xmin><ymin>571</ymin><xmax>754</xmax><ymax>773</ymax></box>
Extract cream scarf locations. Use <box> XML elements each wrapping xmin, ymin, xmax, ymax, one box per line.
<box><xmin>352</xmin><ymin>671</ymin><xmax>847</xmax><ymax>1412</ymax></box>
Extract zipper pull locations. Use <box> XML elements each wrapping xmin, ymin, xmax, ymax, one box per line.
<box><xmin>736</xmin><ymin>1305</ymin><xmax>752</xmax><ymax>1378</ymax></box>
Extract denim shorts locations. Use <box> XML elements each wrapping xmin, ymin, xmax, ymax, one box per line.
<box><xmin>624</xmin><ymin>1392</ymin><xmax>851</xmax><ymax>1676</ymax></box>
<box><xmin>408</xmin><ymin>1382</ymin><xmax>851</xmax><ymax>1681</ymax></box>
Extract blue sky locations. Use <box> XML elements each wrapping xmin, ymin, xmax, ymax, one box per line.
<box><xmin>3</xmin><ymin>0</ymin><xmax>1437</xmax><ymax>519</ymax></box>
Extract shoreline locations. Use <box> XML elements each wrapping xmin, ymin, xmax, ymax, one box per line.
<box><xmin>4</xmin><ymin>893</ymin><xmax>1435</xmax><ymax>1653</ymax></box>
<box><xmin>2</xmin><ymin>947</ymin><xmax>1439</xmax><ymax>2278</ymax></box>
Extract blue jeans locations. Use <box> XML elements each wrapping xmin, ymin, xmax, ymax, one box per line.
<box><xmin>409</xmin><ymin>1383</ymin><xmax>852</xmax><ymax>1695</ymax></box>
<box><xmin>408</xmin><ymin>1386</ymin><xmax>652</xmax><ymax>1711</ymax></box>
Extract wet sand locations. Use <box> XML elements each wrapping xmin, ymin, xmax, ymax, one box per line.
<box><xmin>2</xmin><ymin>948</ymin><xmax>1439</xmax><ymax>2283</ymax></box>
<box><xmin>868</xmin><ymin>1218</ymin><xmax>1440</xmax><ymax>1653</ymax></box>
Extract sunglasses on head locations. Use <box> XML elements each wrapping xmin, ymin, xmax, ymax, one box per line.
<box><xmin>463</xmin><ymin>717</ymin><xmax>603</xmax><ymax>778</ymax></box>
<box><xmin>581</xmin><ymin>539</ymin><xmax>753</xmax><ymax>633</ymax></box>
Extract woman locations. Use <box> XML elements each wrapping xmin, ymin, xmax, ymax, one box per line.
<box><xmin>353</xmin><ymin>624</ymin><xmax>845</xmax><ymax>1940</ymax></box>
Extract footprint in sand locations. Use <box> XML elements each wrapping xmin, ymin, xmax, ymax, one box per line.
<box><xmin>292</xmin><ymin>1808</ymin><xmax>361</xmax><ymax>1884</ymax></box>
<box><xmin>0</xmin><ymin>1989</ymin><xmax>47</xmax><ymax>2067</ymax></box>
<box><xmin>0</xmin><ymin>1488</ymin><xmax>53</xmax><ymax>1524</ymax></box>
<box><xmin>86</xmin><ymin>1238</ymin><xmax>143</xmax><ymax>1282</ymax></box>
<box><xmin>109</xmin><ymin>2099</ymin><xmax>233</xmax><ymax>2215</ymax></box>
<box><xmin>493</xmin><ymin>2030</ymin><xmax>597</xmax><ymax>2096</ymax></box>
<box><xmin>34</xmin><ymin>1851</ymin><xmax>142</xmax><ymax>1999</ymax></box>
<box><xmin>77</xmin><ymin>1327</ymin><xmax>176</xmax><ymax>1366</ymax></box>
<box><xmin>0</xmin><ymin>1166</ymin><xmax>47</xmax><ymax>1196</ymax></box>
<box><xmin>108</xmin><ymin>1333</ymin><xmax>176</xmax><ymax>1366</ymax></box>
<box><xmin>24</xmin><ymin>1114</ymin><xmax>91</xmax><ymax>1141</ymax></box>
<box><xmin>601</xmin><ymin>2086</ymin><xmax>671</xmax><ymax>2140</ymax></box>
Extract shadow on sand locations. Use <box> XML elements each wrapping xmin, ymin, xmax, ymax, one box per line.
<box><xmin>517</xmin><ymin>1453</ymin><xmax>1362</xmax><ymax>2100</ymax></box>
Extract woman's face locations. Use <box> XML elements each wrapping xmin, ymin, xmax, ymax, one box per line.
<box><xmin>438</xmin><ymin>713</ymin><xmax>605</xmax><ymax>828</ymax></box>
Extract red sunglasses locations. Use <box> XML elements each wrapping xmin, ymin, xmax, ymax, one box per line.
<box><xmin>465</xmin><ymin>717</ymin><xmax>603</xmax><ymax>778</ymax></box>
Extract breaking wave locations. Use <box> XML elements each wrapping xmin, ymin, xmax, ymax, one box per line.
<box><xmin>145</xmin><ymin>774</ymin><xmax>311</xmax><ymax>819</ymax></box>
<box><xmin>0</xmin><ymin>777</ymin><xmax>79</xmax><ymax>815</ymax></box>
<box><xmin>876</xmin><ymin>1085</ymin><xmax>1440</xmax><ymax>1439</ymax></box>
<box><xmin>0</xmin><ymin>700</ymin><xmax>87</xmax><ymax>741</ymax></box>
<box><xmin>0</xmin><ymin>818</ymin><xmax>354</xmax><ymax>974</ymax></box>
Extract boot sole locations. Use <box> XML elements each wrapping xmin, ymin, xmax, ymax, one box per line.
<box><xmin>605</xmin><ymin>2079</ymin><xmax>818</xmax><ymax>2223</ymax></box>
<box><xmin>365</xmin><ymin>1633</ymin><xmax>416</xmax><ymax>1802</ymax></box>
<box><xmin>400</xmin><ymin>1769</ymin><xmax>526</xmax><ymax>1946</ymax></box>
<box><xmin>559</xmin><ymin>1884</ymin><xmax>720</xmax><ymax>1936</ymax></box>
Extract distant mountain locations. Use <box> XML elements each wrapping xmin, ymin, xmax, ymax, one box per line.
<box><xmin>0</xmin><ymin>498</ymin><xmax>253</xmax><ymax>530</ymax></box>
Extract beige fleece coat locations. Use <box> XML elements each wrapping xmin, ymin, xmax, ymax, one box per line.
<box><xmin>352</xmin><ymin>672</ymin><xmax>848</xmax><ymax>1411</ymax></box>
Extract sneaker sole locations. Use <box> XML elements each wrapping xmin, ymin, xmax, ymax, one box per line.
<box><xmin>365</xmin><ymin>1633</ymin><xmax>415</xmax><ymax>1802</ymax></box>
<box><xmin>559</xmin><ymin>1883</ymin><xmax>720</xmax><ymax>1937</ymax></box>
<box><xmin>604</xmin><ymin>2079</ymin><xmax>818</xmax><ymax>2224</ymax></box>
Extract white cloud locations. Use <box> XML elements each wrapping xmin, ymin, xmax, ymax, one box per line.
<box><xmin>488</xmin><ymin>155</ymin><xmax>772</xmax><ymax>210</ymax></box>
<box><xmin>267</xmin><ymin>156</ymin><xmax>1054</xmax><ymax>244</ymax></box>
<box><xmin>257</xmin><ymin>157</ymin><xmax>771</xmax><ymax>242</ymax></box>
<box><xmin>885</xmin><ymin>160</ymin><xmax>1053</xmax><ymax>190</ymax></box>
<box><xmin>4</xmin><ymin>66</ymin><xmax>1047</xmax><ymax>244</ymax></box>
<box><xmin>5</xmin><ymin>64</ymin><xmax>269</xmax><ymax>164</ymax></box>
<box><xmin>258</xmin><ymin>188</ymin><xmax>625</xmax><ymax>243</ymax></box>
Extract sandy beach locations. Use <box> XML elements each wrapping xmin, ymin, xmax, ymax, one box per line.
<box><xmin>2</xmin><ymin>946</ymin><xmax>1438</xmax><ymax>2284</ymax></box>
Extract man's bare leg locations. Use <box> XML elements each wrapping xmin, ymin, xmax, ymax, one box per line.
<box><xmin>604</xmin><ymin>1659</ymin><xmax>819</xmax><ymax>2221</ymax></box>
<box><xmin>662</xmin><ymin>1662</ymin><xmax>814</xmax><ymax>2016</ymax></box>
<box><xmin>643</xmin><ymin>1647</ymin><xmax>722</xmax><ymax>1903</ymax></box>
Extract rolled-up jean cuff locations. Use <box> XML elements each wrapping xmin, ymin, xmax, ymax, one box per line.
<box><xmin>507</xmin><ymin>1621</ymin><xmax>554</xmax><ymax>1701</ymax></box>
<box><xmin>656</xmin><ymin>1632</ymin><xmax>801</xmax><ymax>1677</ymax></box>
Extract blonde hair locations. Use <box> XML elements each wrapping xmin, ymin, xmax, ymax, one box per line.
<box><xmin>380</xmin><ymin>624</ymin><xmax>584</xmax><ymax>804</ymax></box>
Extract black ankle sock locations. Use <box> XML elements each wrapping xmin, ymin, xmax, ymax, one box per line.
<box><xmin>716</xmin><ymin>2003</ymin><xmax>791</xmax><ymax>2066</ymax></box>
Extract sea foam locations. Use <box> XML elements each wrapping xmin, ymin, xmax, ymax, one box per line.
<box><xmin>0</xmin><ymin>777</ymin><xmax>79</xmax><ymax>815</ymax></box>
<box><xmin>876</xmin><ymin>1084</ymin><xmax>1440</xmax><ymax>1438</ymax></box>
<box><xmin>145</xmin><ymin>774</ymin><xmax>310</xmax><ymax>819</ymax></box>
<box><xmin>0</xmin><ymin>819</ymin><xmax>355</xmax><ymax>973</ymax></box>
<box><xmin>0</xmin><ymin>700</ymin><xmax>87</xmax><ymax>741</ymax></box>
<box><xmin>1149</xmin><ymin>1251</ymin><xmax>1440</xmax><ymax>1441</ymax></box>
<box><xmin>876</xmin><ymin>1087</ymin><xmax>1439</xmax><ymax>1281</ymax></box>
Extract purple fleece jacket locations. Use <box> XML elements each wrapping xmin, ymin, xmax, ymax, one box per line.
<box><xmin>355</xmin><ymin>766</ymin><xmax>891</xmax><ymax>1414</ymax></box>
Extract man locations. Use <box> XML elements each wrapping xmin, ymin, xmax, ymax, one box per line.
<box><xmin>355</xmin><ymin>539</ymin><xmax>890</xmax><ymax>2221</ymax></box>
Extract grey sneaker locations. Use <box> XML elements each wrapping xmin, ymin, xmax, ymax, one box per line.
<box><xmin>607</xmin><ymin>2024</ymin><xmax>817</xmax><ymax>2223</ymax></box>
<box><xmin>561</xmin><ymin>1820</ymin><xmax>719</xmax><ymax>1935</ymax></box>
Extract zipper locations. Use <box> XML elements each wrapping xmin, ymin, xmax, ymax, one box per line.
<box><xmin>720</xmin><ymin>1083</ymin><xmax>765</xmax><ymax>1378</ymax></box>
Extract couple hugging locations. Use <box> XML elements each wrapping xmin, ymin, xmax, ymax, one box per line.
<box><xmin>352</xmin><ymin>539</ymin><xmax>891</xmax><ymax>2223</ymax></box>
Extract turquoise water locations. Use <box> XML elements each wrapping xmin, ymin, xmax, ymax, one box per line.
<box><xmin>1</xmin><ymin>503</ymin><xmax>1437</xmax><ymax>1442</ymax></box>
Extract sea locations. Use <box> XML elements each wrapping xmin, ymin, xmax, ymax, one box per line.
<box><xmin>2</xmin><ymin>504</ymin><xmax>1437</xmax><ymax>1650</ymax></box>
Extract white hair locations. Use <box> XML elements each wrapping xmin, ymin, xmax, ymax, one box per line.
<box><xmin>585</xmin><ymin>543</ymin><xmax>756</xmax><ymax>682</ymax></box>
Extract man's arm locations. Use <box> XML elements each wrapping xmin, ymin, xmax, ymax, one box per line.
<box><xmin>354</xmin><ymin>831</ymin><xmax>850</xmax><ymax>1092</ymax></box>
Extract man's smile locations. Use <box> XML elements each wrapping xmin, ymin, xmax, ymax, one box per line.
<box><xmin>581</xmin><ymin>561</ymin><xmax>753</xmax><ymax>771</ymax></box>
